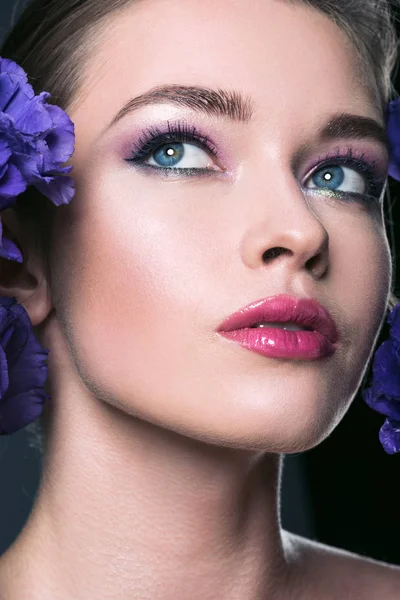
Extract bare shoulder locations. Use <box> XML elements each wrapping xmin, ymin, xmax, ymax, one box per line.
<box><xmin>284</xmin><ymin>531</ymin><xmax>400</xmax><ymax>600</ymax></box>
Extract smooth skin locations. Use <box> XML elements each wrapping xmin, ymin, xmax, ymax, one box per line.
<box><xmin>0</xmin><ymin>0</ymin><xmax>399</xmax><ymax>598</ymax></box>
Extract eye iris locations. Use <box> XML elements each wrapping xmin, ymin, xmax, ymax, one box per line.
<box><xmin>153</xmin><ymin>142</ymin><xmax>184</xmax><ymax>167</ymax></box>
<box><xmin>312</xmin><ymin>166</ymin><xmax>344</xmax><ymax>190</ymax></box>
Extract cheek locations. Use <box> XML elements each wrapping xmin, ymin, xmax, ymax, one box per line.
<box><xmin>340</xmin><ymin>215</ymin><xmax>390</xmax><ymax>312</ymax></box>
<box><xmin>330</xmin><ymin>210</ymin><xmax>391</xmax><ymax>370</ymax></box>
<box><xmin>50</xmin><ymin>171</ymin><xmax>225</xmax><ymax>398</ymax></box>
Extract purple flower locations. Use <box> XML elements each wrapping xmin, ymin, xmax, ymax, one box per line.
<box><xmin>379</xmin><ymin>419</ymin><xmax>400</xmax><ymax>455</ymax></box>
<box><xmin>387</xmin><ymin>98</ymin><xmax>400</xmax><ymax>182</ymax></box>
<box><xmin>363</xmin><ymin>303</ymin><xmax>400</xmax><ymax>454</ymax></box>
<box><xmin>0</xmin><ymin>56</ymin><xmax>75</xmax><ymax>263</ymax></box>
<box><xmin>0</xmin><ymin>296</ymin><xmax>50</xmax><ymax>435</ymax></box>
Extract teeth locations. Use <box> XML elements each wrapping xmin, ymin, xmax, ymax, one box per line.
<box><xmin>253</xmin><ymin>322</ymin><xmax>307</xmax><ymax>331</ymax></box>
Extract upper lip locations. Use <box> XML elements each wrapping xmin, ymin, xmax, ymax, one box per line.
<box><xmin>216</xmin><ymin>294</ymin><xmax>339</xmax><ymax>344</ymax></box>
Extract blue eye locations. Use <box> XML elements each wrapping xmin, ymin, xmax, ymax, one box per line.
<box><xmin>305</xmin><ymin>165</ymin><xmax>367</xmax><ymax>195</ymax></box>
<box><xmin>152</xmin><ymin>142</ymin><xmax>185</xmax><ymax>167</ymax></box>
<box><xmin>147</xmin><ymin>141</ymin><xmax>217</xmax><ymax>170</ymax></box>
<box><xmin>126</xmin><ymin>123</ymin><xmax>223</xmax><ymax>175</ymax></box>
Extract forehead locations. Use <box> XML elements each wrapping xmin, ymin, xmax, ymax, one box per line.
<box><xmin>70</xmin><ymin>0</ymin><xmax>379</xmax><ymax>142</ymax></box>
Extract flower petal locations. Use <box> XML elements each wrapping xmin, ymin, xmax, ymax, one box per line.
<box><xmin>11</xmin><ymin>149</ymin><xmax>43</xmax><ymax>183</ymax></box>
<box><xmin>387</xmin><ymin>98</ymin><xmax>400</xmax><ymax>181</ymax></box>
<box><xmin>0</xmin><ymin>136</ymin><xmax>12</xmax><ymax>167</ymax></box>
<box><xmin>0</xmin><ymin>162</ymin><xmax>27</xmax><ymax>207</ymax></box>
<box><xmin>363</xmin><ymin>386</ymin><xmax>400</xmax><ymax>420</ymax></box>
<box><xmin>0</xmin><ymin>236</ymin><xmax>24</xmax><ymax>262</ymax></box>
<box><xmin>0</xmin><ymin>388</ymin><xmax>47</xmax><ymax>435</ymax></box>
<box><xmin>44</xmin><ymin>103</ymin><xmax>75</xmax><ymax>164</ymax></box>
<box><xmin>0</xmin><ymin>341</ymin><xmax>9</xmax><ymax>399</ymax></box>
<box><xmin>0</xmin><ymin>72</ymin><xmax>20</xmax><ymax>112</ymax></box>
<box><xmin>379</xmin><ymin>418</ymin><xmax>400</xmax><ymax>455</ymax></box>
<box><xmin>11</xmin><ymin>91</ymin><xmax>53</xmax><ymax>135</ymax></box>
<box><xmin>370</xmin><ymin>340</ymin><xmax>400</xmax><ymax>398</ymax></box>
<box><xmin>0</xmin><ymin>297</ymin><xmax>50</xmax><ymax>435</ymax></box>
<box><xmin>34</xmin><ymin>174</ymin><xmax>76</xmax><ymax>206</ymax></box>
<box><xmin>0</xmin><ymin>58</ymin><xmax>31</xmax><ymax>89</ymax></box>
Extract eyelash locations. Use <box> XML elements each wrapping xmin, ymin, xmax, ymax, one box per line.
<box><xmin>125</xmin><ymin>124</ymin><xmax>386</xmax><ymax>202</ymax></box>
<box><xmin>303</xmin><ymin>148</ymin><xmax>386</xmax><ymax>203</ymax></box>
<box><xmin>126</xmin><ymin>122</ymin><xmax>219</xmax><ymax>176</ymax></box>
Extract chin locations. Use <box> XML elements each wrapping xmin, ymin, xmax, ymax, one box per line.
<box><xmin>151</xmin><ymin>391</ymin><xmax>352</xmax><ymax>455</ymax></box>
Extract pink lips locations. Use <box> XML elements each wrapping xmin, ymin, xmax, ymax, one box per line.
<box><xmin>216</xmin><ymin>294</ymin><xmax>339</xmax><ymax>360</ymax></box>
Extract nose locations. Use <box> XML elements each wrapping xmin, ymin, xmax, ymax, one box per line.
<box><xmin>239</xmin><ymin>172</ymin><xmax>329</xmax><ymax>280</ymax></box>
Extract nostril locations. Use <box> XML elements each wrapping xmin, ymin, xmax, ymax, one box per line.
<box><xmin>306</xmin><ymin>253</ymin><xmax>328</xmax><ymax>277</ymax></box>
<box><xmin>262</xmin><ymin>247</ymin><xmax>289</xmax><ymax>263</ymax></box>
<box><xmin>306</xmin><ymin>254</ymin><xmax>319</xmax><ymax>270</ymax></box>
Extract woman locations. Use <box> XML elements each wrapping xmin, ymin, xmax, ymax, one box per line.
<box><xmin>0</xmin><ymin>0</ymin><xmax>399</xmax><ymax>597</ymax></box>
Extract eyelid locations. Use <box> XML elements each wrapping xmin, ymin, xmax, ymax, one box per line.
<box><xmin>299</xmin><ymin>145</ymin><xmax>388</xmax><ymax>183</ymax></box>
<box><xmin>126</xmin><ymin>121</ymin><xmax>229</xmax><ymax>175</ymax></box>
<box><xmin>129</xmin><ymin>121</ymin><xmax>220</xmax><ymax>161</ymax></box>
<box><xmin>301</xmin><ymin>163</ymin><xmax>385</xmax><ymax>204</ymax></box>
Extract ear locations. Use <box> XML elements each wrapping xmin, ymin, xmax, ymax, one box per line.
<box><xmin>0</xmin><ymin>207</ymin><xmax>53</xmax><ymax>327</ymax></box>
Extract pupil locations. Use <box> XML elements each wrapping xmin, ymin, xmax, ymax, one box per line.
<box><xmin>312</xmin><ymin>166</ymin><xmax>344</xmax><ymax>190</ymax></box>
<box><xmin>154</xmin><ymin>142</ymin><xmax>184</xmax><ymax>167</ymax></box>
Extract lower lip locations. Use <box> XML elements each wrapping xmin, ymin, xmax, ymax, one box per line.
<box><xmin>218</xmin><ymin>327</ymin><xmax>337</xmax><ymax>360</ymax></box>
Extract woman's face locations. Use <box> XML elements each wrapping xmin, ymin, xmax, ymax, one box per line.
<box><xmin>49</xmin><ymin>0</ymin><xmax>391</xmax><ymax>452</ymax></box>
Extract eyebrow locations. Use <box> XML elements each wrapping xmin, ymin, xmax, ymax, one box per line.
<box><xmin>319</xmin><ymin>113</ymin><xmax>389</xmax><ymax>150</ymax></box>
<box><xmin>107</xmin><ymin>84</ymin><xmax>254</xmax><ymax>127</ymax></box>
<box><xmin>107</xmin><ymin>85</ymin><xmax>389</xmax><ymax>152</ymax></box>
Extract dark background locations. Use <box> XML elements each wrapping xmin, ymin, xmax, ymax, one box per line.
<box><xmin>1</xmin><ymin>0</ymin><xmax>400</xmax><ymax>565</ymax></box>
